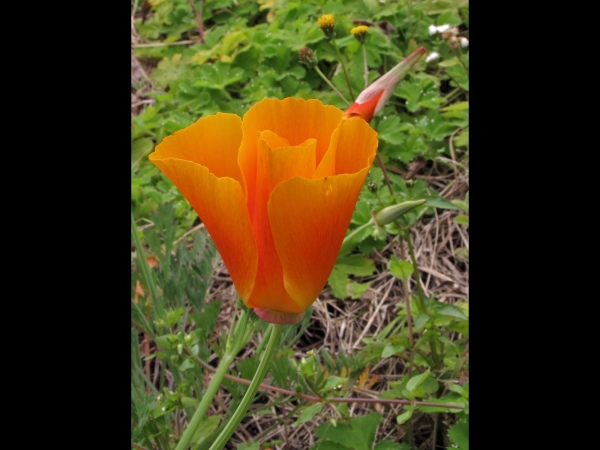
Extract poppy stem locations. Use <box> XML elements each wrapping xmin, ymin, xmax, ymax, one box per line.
<box><xmin>207</xmin><ymin>323</ymin><xmax>284</xmax><ymax>450</ymax></box>
<box><xmin>174</xmin><ymin>309</ymin><xmax>251</xmax><ymax>450</ymax></box>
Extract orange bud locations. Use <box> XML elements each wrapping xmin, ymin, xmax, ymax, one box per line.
<box><xmin>344</xmin><ymin>46</ymin><xmax>427</xmax><ymax>123</ymax></box>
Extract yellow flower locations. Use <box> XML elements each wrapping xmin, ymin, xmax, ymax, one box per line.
<box><xmin>318</xmin><ymin>14</ymin><xmax>335</xmax><ymax>37</ymax></box>
<box><xmin>149</xmin><ymin>98</ymin><xmax>378</xmax><ymax>324</ymax></box>
<box><xmin>350</xmin><ymin>25</ymin><xmax>369</xmax><ymax>43</ymax></box>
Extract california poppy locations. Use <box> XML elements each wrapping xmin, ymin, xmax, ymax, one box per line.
<box><xmin>149</xmin><ymin>98</ymin><xmax>377</xmax><ymax>324</ymax></box>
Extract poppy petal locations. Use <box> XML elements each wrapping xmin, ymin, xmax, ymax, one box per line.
<box><xmin>246</xmin><ymin>134</ymin><xmax>317</xmax><ymax>313</ymax></box>
<box><xmin>151</xmin><ymin>113</ymin><xmax>246</xmax><ymax>191</ymax></box>
<box><xmin>268</xmin><ymin>170</ymin><xmax>373</xmax><ymax>310</ymax></box>
<box><xmin>268</xmin><ymin>118</ymin><xmax>377</xmax><ymax>309</ymax></box>
<box><xmin>149</xmin><ymin>114</ymin><xmax>258</xmax><ymax>302</ymax></box>
<box><xmin>238</xmin><ymin>98</ymin><xmax>343</xmax><ymax>219</ymax></box>
<box><xmin>313</xmin><ymin>117</ymin><xmax>379</xmax><ymax>179</ymax></box>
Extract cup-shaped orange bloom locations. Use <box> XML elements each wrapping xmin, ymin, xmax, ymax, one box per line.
<box><xmin>149</xmin><ymin>98</ymin><xmax>378</xmax><ymax>324</ymax></box>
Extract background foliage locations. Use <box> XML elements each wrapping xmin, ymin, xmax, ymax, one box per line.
<box><xmin>132</xmin><ymin>0</ymin><xmax>468</xmax><ymax>449</ymax></box>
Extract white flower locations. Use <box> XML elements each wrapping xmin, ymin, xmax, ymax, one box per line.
<box><xmin>460</xmin><ymin>37</ymin><xmax>469</xmax><ymax>48</ymax></box>
<box><xmin>425</xmin><ymin>52</ymin><xmax>440</xmax><ymax>63</ymax></box>
<box><xmin>428</xmin><ymin>24</ymin><xmax>451</xmax><ymax>35</ymax></box>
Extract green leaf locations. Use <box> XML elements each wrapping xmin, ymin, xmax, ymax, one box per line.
<box><xmin>395</xmin><ymin>80</ymin><xmax>423</xmax><ymax>112</ymax></box>
<box><xmin>347</xmin><ymin>281</ymin><xmax>371</xmax><ymax>299</ymax></box>
<box><xmin>191</xmin><ymin>415</ymin><xmax>220</xmax><ymax>444</ymax></box>
<box><xmin>448</xmin><ymin>420</ymin><xmax>469</xmax><ymax>450</ymax></box>
<box><xmin>445</xmin><ymin>64</ymin><xmax>469</xmax><ymax>91</ymax></box>
<box><xmin>155</xmin><ymin>334</ymin><xmax>177</xmax><ymax>349</ymax></box>
<box><xmin>178</xmin><ymin>358</ymin><xmax>195</xmax><ymax>372</ymax></box>
<box><xmin>437</xmin><ymin>10</ymin><xmax>463</xmax><ymax>26</ymax></box>
<box><xmin>436</xmin><ymin>304</ymin><xmax>468</xmax><ymax>321</ymax></box>
<box><xmin>396</xmin><ymin>405</ymin><xmax>414</xmax><ymax>425</ymax></box>
<box><xmin>379</xmin><ymin>381</ymin><xmax>404</xmax><ymax>399</ymax></box>
<box><xmin>406</xmin><ymin>370</ymin><xmax>431</xmax><ymax>392</ymax></box>
<box><xmin>328</xmin><ymin>255</ymin><xmax>375</xmax><ymax>299</ymax></box>
<box><xmin>376</xmin><ymin>116</ymin><xmax>412</xmax><ymax>146</ymax></box>
<box><xmin>421</xmin><ymin>376</ymin><xmax>439</xmax><ymax>394</ymax></box>
<box><xmin>454</xmin><ymin>214</ymin><xmax>469</xmax><ymax>225</ymax></box>
<box><xmin>293</xmin><ymin>403</ymin><xmax>323</xmax><ymax>427</ymax></box>
<box><xmin>335</xmin><ymin>254</ymin><xmax>376</xmax><ymax>276</ymax></box>
<box><xmin>132</xmin><ymin>138</ymin><xmax>154</xmax><ymax>167</ymax></box>
<box><xmin>181</xmin><ymin>396</ymin><xmax>197</xmax><ymax>408</ymax></box>
<box><xmin>322</xmin><ymin>376</ymin><xmax>348</xmax><ymax>393</ymax></box>
<box><xmin>382</xmin><ymin>343</ymin><xmax>405</xmax><ymax>358</ymax></box>
<box><xmin>450</xmin><ymin>199</ymin><xmax>469</xmax><ymax>212</ymax></box>
<box><xmin>314</xmin><ymin>413</ymin><xmax>383</xmax><ymax>450</ymax></box>
<box><xmin>373</xmin><ymin>441</ymin><xmax>406</xmax><ymax>450</ymax></box>
<box><xmin>413</xmin><ymin>314</ymin><xmax>429</xmax><ymax>331</ymax></box>
<box><xmin>311</xmin><ymin>441</ymin><xmax>353</xmax><ymax>450</ymax></box>
<box><xmin>424</xmin><ymin>197</ymin><xmax>463</xmax><ymax>210</ymax></box>
<box><xmin>236</xmin><ymin>442</ymin><xmax>260</xmax><ymax>450</ymax></box>
<box><xmin>454</xmin><ymin>128</ymin><xmax>469</xmax><ymax>147</ymax></box>
<box><xmin>237</xmin><ymin>355</ymin><xmax>260</xmax><ymax>382</ymax></box>
<box><xmin>166</xmin><ymin>307</ymin><xmax>184</xmax><ymax>327</ymax></box>
<box><xmin>336</xmin><ymin>402</ymin><xmax>350</xmax><ymax>418</ymax></box>
<box><xmin>388</xmin><ymin>255</ymin><xmax>414</xmax><ymax>282</ymax></box>
<box><xmin>440</xmin><ymin>101</ymin><xmax>469</xmax><ymax>113</ymax></box>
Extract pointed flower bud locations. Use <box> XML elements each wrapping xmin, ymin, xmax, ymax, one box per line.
<box><xmin>343</xmin><ymin>46</ymin><xmax>427</xmax><ymax>123</ymax></box>
<box><xmin>374</xmin><ymin>199</ymin><xmax>426</xmax><ymax>226</ymax></box>
<box><xmin>318</xmin><ymin>14</ymin><xmax>336</xmax><ymax>38</ymax></box>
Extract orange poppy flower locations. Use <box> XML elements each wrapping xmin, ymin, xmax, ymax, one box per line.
<box><xmin>149</xmin><ymin>98</ymin><xmax>377</xmax><ymax>324</ymax></box>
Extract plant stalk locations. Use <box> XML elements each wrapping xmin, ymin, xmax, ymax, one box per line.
<box><xmin>361</xmin><ymin>44</ymin><xmax>368</xmax><ymax>89</ymax></box>
<box><xmin>208</xmin><ymin>324</ymin><xmax>284</xmax><ymax>450</ymax></box>
<box><xmin>330</xmin><ymin>39</ymin><xmax>355</xmax><ymax>101</ymax></box>
<box><xmin>314</xmin><ymin>66</ymin><xmax>351</xmax><ymax>106</ymax></box>
<box><xmin>174</xmin><ymin>310</ymin><xmax>250</xmax><ymax>450</ymax></box>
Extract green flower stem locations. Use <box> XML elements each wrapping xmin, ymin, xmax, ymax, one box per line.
<box><xmin>402</xmin><ymin>228</ymin><xmax>427</xmax><ymax>314</ymax></box>
<box><xmin>330</xmin><ymin>39</ymin><xmax>355</xmax><ymax>101</ymax></box>
<box><xmin>361</xmin><ymin>43</ymin><xmax>368</xmax><ymax>89</ymax></box>
<box><xmin>454</xmin><ymin>47</ymin><xmax>469</xmax><ymax>78</ymax></box>
<box><xmin>314</xmin><ymin>66</ymin><xmax>350</xmax><ymax>106</ymax></box>
<box><xmin>131</xmin><ymin>212</ymin><xmax>161</xmax><ymax>314</ymax></box>
<box><xmin>376</xmin><ymin>153</ymin><xmax>394</xmax><ymax>196</ymax></box>
<box><xmin>208</xmin><ymin>323</ymin><xmax>284</xmax><ymax>450</ymax></box>
<box><xmin>175</xmin><ymin>309</ymin><xmax>250</xmax><ymax>450</ymax></box>
<box><xmin>402</xmin><ymin>228</ymin><xmax>442</xmax><ymax>369</ymax></box>
<box><xmin>253</xmin><ymin>324</ymin><xmax>272</xmax><ymax>356</ymax></box>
